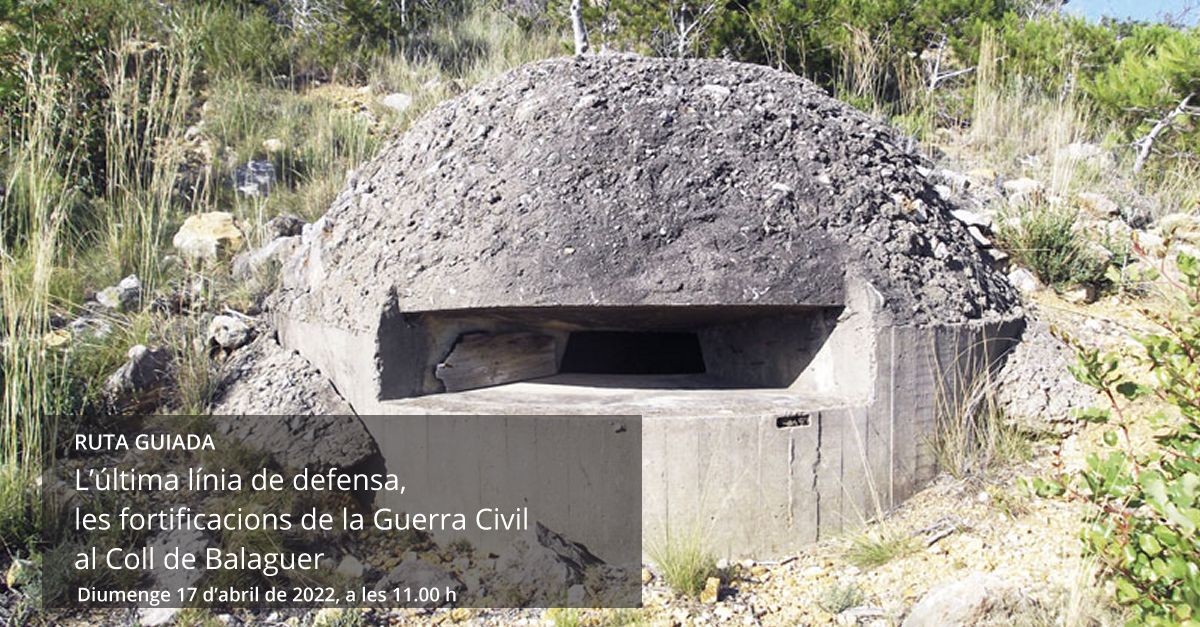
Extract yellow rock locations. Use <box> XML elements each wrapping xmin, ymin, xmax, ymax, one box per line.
<box><xmin>699</xmin><ymin>576</ymin><xmax>721</xmax><ymax>604</ymax></box>
<box><xmin>172</xmin><ymin>211</ymin><xmax>244</xmax><ymax>262</ymax></box>
<box><xmin>42</xmin><ymin>328</ymin><xmax>71</xmax><ymax>348</ymax></box>
<box><xmin>750</xmin><ymin>565</ymin><xmax>768</xmax><ymax>577</ymax></box>
<box><xmin>309</xmin><ymin>608</ymin><xmax>340</xmax><ymax>626</ymax></box>
<box><xmin>642</xmin><ymin>567</ymin><xmax>653</xmax><ymax>584</ymax></box>
<box><xmin>5</xmin><ymin>559</ymin><xmax>33</xmax><ymax>588</ymax></box>
<box><xmin>967</xmin><ymin>167</ymin><xmax>998</xmax><ymax>182</ymax></box>
<box><xmin>449</xmin><ymin>608</ymin><xmax>471</xmax><ymax>622</ymax></box>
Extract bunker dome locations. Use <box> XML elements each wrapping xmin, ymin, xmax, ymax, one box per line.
<box><xmin>274</xmin><ymin>55</ymin><xmax>1024</xmax><ymax>557</ymax></box>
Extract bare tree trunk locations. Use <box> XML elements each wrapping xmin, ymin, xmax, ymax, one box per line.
<box><xmin>1133</xmin><ymin>93</ymin><xmax>1195</xmax><ymax>174</ymax></box>
<box><xmin>570</xmin><ymin>0</ymin><xmax>590</xmax><ymax>56</ymax></box>
<box><xmin>668</xmin><ymin>1</ymin><xmax>719</xmax><ymax>58</ymax></box>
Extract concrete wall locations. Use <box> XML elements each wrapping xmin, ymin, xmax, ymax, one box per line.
<box><xmin>367</xmin><ymin>414</ymin><xmax>642</xmax><ymax>565</ymax></box>
<box><xmin>637</xmin><ymin>313</ymin><xmax>1023</xmax><ymax>558</ymax></box>
<box><xmin>279</xmin><ymin>277</ymin><xmax>1024</xmax><ymax>559</ymax></box>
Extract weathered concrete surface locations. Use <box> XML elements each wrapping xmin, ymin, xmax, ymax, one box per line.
<box><xmin>373</xmin><ymin>280</ymin><xmax>1023</xmax><ymax>558</ymax></box>
<box><xmin>273</xmin><ymin>54</ymin><xmax>1020</xmax><ymax>413</ymax></box>
<box><xmin>258</xmin><ymin>55</ymin><xmax>1027</xmax><ymax>558</ymax></box>
<box><xmin>994</xmin><ymin>320</ymin><xmax>1098</xmax><ymax>432</ymax></box>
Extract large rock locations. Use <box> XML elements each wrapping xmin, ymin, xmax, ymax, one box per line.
<box><xmin>382</xmin><ymin>92</ymin><xmax>413</xmax><ymax>113</ymax></box>
<box><xmin>95</xmin><ymin>274</ymin><xmax>142</xmax><ymax>312</ymax></box>
<box><xmin>233</xmin><ymin>160</ymin><xmax>276</xmax><ymax>197</ymax></box>
<box><xmin>173</xmin><ymin>212</ymin><xmax>244</xmax><ymax>262</ymax></box>
<box><xmin>231</xmin><ymin>235</ymin><xmax>300</xmax><ymax>280</ymax></box>
<box><xmin>950</xmin><ymin>208</ymin><xmax>992</xmax><ymax>230</ymax></box>
<box><xmin>104</xmin><ymin>345</ymin><xmax>174</xmax><ymax>411</ymax></box>
<box><xmin>208</xmin><ymin>334</ymin><xmax>374</xmax><ymax>469</ymax></box>
<box><xmin>994</xmin><ymin>321</ymin><xmax>1098</xmax><ymax>432</ymax></box>
<box><xmin>1006</xmin><ymin>268</ymin><xmax>1041</xmax><ymax>295</ymax></box>
<box><xmin>493</xmin><ymin>522</ymin><xmax>617</xmax><ymax>605</ymax></box>
<box><xmin>903</xmin><ymin>573</ymin><xmax>1037</xmax><ymax>627</ymax></box>
<box><xmin>68</xmin><ymin>316</ymin><xmax>113</xmax><ymax>341</ymax></box>
<box><xmin>207</xmin><ymin>315</ymin><xmax>254</xmax><ymax>353</ymax></box>
<box><xmin>335</xmin><ymin>555</ymin><xmax>365</xmax><ymax>578</ymax></box>
<box><xmin>1001</xmin><ymin>177</ymin><xmax>1044</xmax><ymax>203</ymax></box>
<box><xmin>267</xmin><ymin>214</ymin><xmax>305</xmax><ymax>238</ymax></box>
<box><xmin>1076</xmin><ymin>192</ymin><xmax>1119</xmax><ymax>218</ymax></box>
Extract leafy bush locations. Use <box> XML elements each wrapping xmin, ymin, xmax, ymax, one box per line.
<box><xmin>995</xmin><ymin>204</ymin><xmax>1109</xmax><ymax>288</ymax></box>
<box><xmin>184</xmin><ymin>4</ymin><xmax>287</xmax><ymax>82</ymax></box>
<box><xmin>0</xmin><ymin>0</ymin><xmax>151</xmax><ymax>110</ymax></box>
<box><xmin>1046</xmin><ymin>252</ymin><xmax>1200</xmax><ymax>625</ymax></box>
<box><xmin>994</xmin><ymin>13</ymin><xmax>1116</xmax><ymax>92</ymax></box>
<box><xmin>546</xmin><ymin>0</ymin><xmax>1012</xmax><ymax>92</ymax></box>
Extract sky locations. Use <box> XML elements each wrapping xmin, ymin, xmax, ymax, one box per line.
<box><xmin>1065</xmin><ymin>0</ymin><xmax>1200</xmax><ymax>24</ymax></box>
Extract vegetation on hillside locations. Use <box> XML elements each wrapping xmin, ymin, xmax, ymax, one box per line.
<box><xmin>1038</xmin><ymin>250</ymin><xmax>1200</xmax><ymax>625</ymax></box>
<box><xmin>0</xmin><ymin>0</ymin><xmax>1198</xmax><ymax>621</ymax></box>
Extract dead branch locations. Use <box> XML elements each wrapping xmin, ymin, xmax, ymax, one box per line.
<box><xmin>929</xmin><ymin>66</ymin><xmax>977</xmax><ymax>92</ymax></box>
<box><xmin>1133</xmin><ymin>93</ymin><xmax>1196</xmax><ymax>174</ymax></box>
<box><xmin>669</xmin><ymin>1</ymin><xmax>720</xmax><ymax>58</ymax></box>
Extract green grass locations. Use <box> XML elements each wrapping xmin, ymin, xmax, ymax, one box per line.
<box><xmin>646</xmin><ymin>527</ymin><xmax>718</xmax><ymax>598</ymax></box>
<box><xmin>932</xmin><ymin>396</ymin><xmax>1034</xmax><ymax>480</ymax></box>
<box><xmin>369</xmin><ymin>7</ymin><xmax>561</xmax><ymax>103</ymax></box>
<box><xmin>0</xmin><ymin>4</ymin><xmax>562</xmax><ymax>555</ymax></box>
<box><xmin>548</xmin><ymin>608</ymin><xmax>647</xmax><ymax>627</ymax></box>
<box><xmin>0</xmin><ymin>57</ymin><xmax>79</xmax><ymax>546</ymax></box>
<box><xmin>845</xmin><ymin>526</ymin><xmax>919</xmax><ymax>569</ymax></box>
<box><xmin>548</xmin><ymin>608</ymin><xmax>584</xmax><ymax>627</ymax></box>
<box><xmin>98</xmin><ymin>28</ymin><xmax>199</xmax><ymax>288</ymax></box>
<box><xmin>173</xmin><ymin>608</ymin><xmax>230</xmax><ymax>627</ymax></box>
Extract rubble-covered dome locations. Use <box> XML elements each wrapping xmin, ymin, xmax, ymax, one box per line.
<box><xmin>276</xmin><ymin>55</ymin><xmax>1018</xmax><ymax>330</ymax></box>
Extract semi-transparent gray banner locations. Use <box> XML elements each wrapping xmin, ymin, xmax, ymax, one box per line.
<box><xmin>42</xmin><ymin>414</ymin><xmax>642</xmax><ymax>610</ymax></box>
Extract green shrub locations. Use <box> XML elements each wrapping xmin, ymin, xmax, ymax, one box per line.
<box><xmin>995</xmin><ymin>204</ymin><xmax>1109</xmax><ymax>288</ymax></box>
<box><xmin>184</xmin><ymin>4</ymin><xmax>286</xmax><ymax>82</ymax></box>
<box><xmin>818</xmin><ymin>581</ymin><xmax>865</xmax><ymax>614</ymax></box>
<box><xmin>546</xmin><ymin>0</ymin><xmax>1011</xmax><ymax>91</ymax></box>
<box><xmin>995</xmin><ymin>13</ymin><xmax>1116</xmax><ymax>92</ymax></box>
<box><xmin>310</xmin><ymin>607</ymin><xmax>365</xmax><ymax>627</ymax></box>
<box><xmin>1043</xmin><ymin>252</ymin><xmax>1200</xmax><ymax>625</ymax></box>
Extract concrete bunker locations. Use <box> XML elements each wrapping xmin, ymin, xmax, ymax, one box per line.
<box><xmin>273</xmin><ymin>55</ymin><xmax>1025</xmax><ymax>558</ymax></box>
